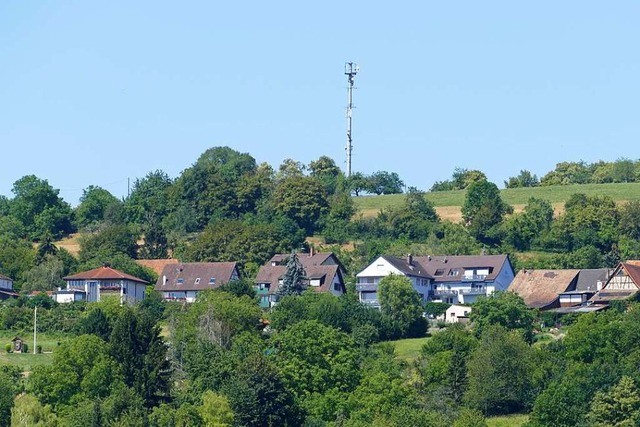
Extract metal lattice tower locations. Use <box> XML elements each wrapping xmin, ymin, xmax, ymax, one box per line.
<box><xmin>345</xmin><ymin>62</ymin><xmax>359</xmax><ymax>177</ymax></box>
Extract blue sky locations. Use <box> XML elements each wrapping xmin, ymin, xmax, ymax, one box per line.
<box><xmin>1</xmin><ymin>1</ymin><xmax>639</xmax><ymax>205</ymax></box>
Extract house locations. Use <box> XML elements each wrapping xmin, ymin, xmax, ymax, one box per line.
<box><xmin>0</xmin><ymin>273</ymin><xmax>18</xmax><ymax>300</ymax></box>
<box><xmin>255</xmin><ymin>251</ymin><xmax>347</xmax><ymax>309</ymax></box>
<box><xmin>590</xmin><ymin>261</ymin><xmax>640</xmax><ymax>305</ymax></box>
<box><xmin>155</xmin><ymin>262</ymin><xmax>240</xmax><ymax>302</ymax></box>
<box><xmin>355</xmin><ymin>254</ymin><xmax>515</xmax><ymax>308</ymax></box>
<box><xmin>440</xmin><ymin>304</ymin><xmax>471</xmax><ymax>324</ymax></box>
<box><xmin>509</xmin><ymin>268</ymin><xmax>609</xmax><ymax>311</ymax></box>
<box><xmin>53</xmin><ymin>289</ymin><xmax>87</xmax><ymax>304</ymax></box>
<box><xmin>63</xmin><ymin>265</ymin><xmax>148</xmax><ymax>304</ymax></box>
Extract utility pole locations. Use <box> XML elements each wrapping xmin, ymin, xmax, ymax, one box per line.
<box><xmin>33</xmin><ymin>306</ymin><xmax>37</xmax><ymax>354</ymax></box>
<box><xmin>345</xmin><ymin>62</ymin><xmax>359</xmax><ymax>177</ymax></box>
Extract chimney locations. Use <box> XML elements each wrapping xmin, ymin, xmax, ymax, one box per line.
<box><xmin>407</xmin><ymin>254</ymin><xmax>413</xmax><ymax>266</ymax></box>
<box><xmin>443</xmin><ymin>257</ymin><xmax>448</xmax><ymax>264</ymax></box>
<box><xmin>163</xmin><ymin>275</ymin><xmax>167</xmax><ymax>286</ymax></box>
<box><xmin>428</xmin><ymin>255</ymin><xmax>432</xmax><ymax>262</ymax></box>
<box><xmin>597</xmin><ymin>280</ymin><xmax>603</xmax><ymax>291</ymax></box>
<box><xmin>310</xmin><ymin>246</ymin><xmax>314</xmax><ymax>257</ymax></box>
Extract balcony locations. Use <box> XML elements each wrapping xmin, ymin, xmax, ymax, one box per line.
<box><xmin>356</xmin><ymin>283</ymin><xmax>378</xmax><ymax>292</ymax></box>
<box><xmin>462</xmin><ymin>274</ymin><xmax>488</xmax><ymax>282</ymax></box>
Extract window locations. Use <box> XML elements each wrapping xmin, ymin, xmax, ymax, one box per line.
<box><xmin>448</xmin><ymin>269</ymin><xmax>460</xmax><ymax>276</ymax></box>
<box><xmin>177</xmin><ymin>278</ymin><xmax>184</xmax><ymax>284</ymax></box>
<box><xmin>376</xmin><ymin>264</ymin><xmax>384</xmax><ymax>271</ymax></box>
<box><xmin>434</xmin><ymin>269</ymin><xmax>445</xmax><ymax>276</ymax></box>
<box><xmin>195</xmin><ymin>278</ymin><xmax>200</xmax><ymax>285</ymax></box>
<box><xmin>209</xmin><ymin>278</ymin><xmax>216</xmax><ymax>285</ymax></box>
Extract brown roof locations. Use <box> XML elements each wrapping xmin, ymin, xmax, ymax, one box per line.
<box><xmin>64</xmin><ymin>266</ymin><xmax>148</xmax><ymax>284</ymax></box>
<box><xmin>255</xmin><ymin>263</ymin><xmax>344</xmax><ymax>294</ymax></box>
<box><xmin>590</xmin><ymin>262</ymin><xmax>640</xmax><ymax>303</ymax></box>
<box><xmin>508</xmin><ymin>269</ymin><xmax>580</xmax><ymax>309</ymax></box>
<box><xmin>379</xmin><ymin>254</ymin><xmax>512</xmax><ymax>282</ymax></box>
<box><xmin>135</xmin><ymin>259</ymin><xmax>179</xmax><ymax>276</ymax></box>
<box><xmin>269</xmin><ymin>252</ymin><xmax>341</xmax><ymax>269</ymax></box>
<box><xmin>155</xmin><ymin>262</ymin><xmax>239</xmax><ymax>292</ymax></box>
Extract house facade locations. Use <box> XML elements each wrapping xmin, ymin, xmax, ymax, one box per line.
<box><xmin>62</xmin><ymin>266</ymin><xmax>148</xmax><ymax>304</ymax></box>
<box><xmin>155</xmin><ymin>262</ymin><xmax>240</xmax><ymax>302</ymax></box>
<box><xmin>0</xmin><ymin>273</ymin><xmax>17</xmax><ymax>300</ymax></box>
<box><xmin>440</xmin><ymin>304</ymin><xmax>472</xmax><ymax>324</ymax></box>
<box><xmin>590</xmin><ymin>261</ymin><xmax>640</xmax><ymax>304</ymax></box>
<box><xmin>355</xmin><ymin>254</ymin><xmax>515</xmax><ymax>308</ymax></box>
<box><xmin>255</xmin><ymin>251</ymin><xmax>346</xmax><ymax>308</ymax></box>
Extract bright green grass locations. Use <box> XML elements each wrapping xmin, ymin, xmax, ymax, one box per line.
<box><xmin>486</xmin><ymin>414</ymin><xmax>529</xmax><ymax>427</ymax></box>
<box><xmin>388</xmin><ymin>337</ymin><xmax>430</xmax><ymax>362</ymax></box>
<box><xmin>0</xmin><ymin>333</ymin><xmax>67</xmax><ymax>371</ymax></box>
<box><xmin>354</xmin><ymin>182</ymin><xmax>640</xmax><ymax>212</ymax></box>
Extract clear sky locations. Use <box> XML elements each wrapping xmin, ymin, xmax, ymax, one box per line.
<box><xmin>1</xmin><ymin>1</ymin><xmax>639</xmax><ymax>205</ymax></box>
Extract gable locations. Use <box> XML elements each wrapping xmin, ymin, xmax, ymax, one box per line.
<box><xmin>356</xmin><ymin>257</ymin><xmax>405</xmax><ymax>278</ymax></box>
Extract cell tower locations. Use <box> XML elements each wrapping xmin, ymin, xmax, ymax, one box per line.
<box><xmin>345</xmin><ymin>62</ymin><xmax>359</xmax><ymax>177</ymax></box>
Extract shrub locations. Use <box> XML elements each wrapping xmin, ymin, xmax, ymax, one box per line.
<box><xmin>4</xmin><ymin>343</ymin><xmax>11</xmax><ymax>353</ymax></box>
<box><xmin>36</xmin><ymin>344</ymin><xmax>42</xmax><ymax>354</ymax></box>
<box><xmin>21</xmin><ymin>343</ymin><xmax>28</xmax><ymax>354</ymax></box>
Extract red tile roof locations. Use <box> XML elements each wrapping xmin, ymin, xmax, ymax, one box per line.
<box><xmin>64</xmin><ymin>266</ymin><xmax>148</xmax><ymax>284</ymax></box>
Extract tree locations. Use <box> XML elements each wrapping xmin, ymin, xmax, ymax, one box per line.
<box><xmin>619</xmin><ymin>200</ymin><xmax>640</xmax><ymax>241</ymax></box>
<box><xmin>0</xmin><ymin>369</ymin><xmax>18</xmax><ymax>427</ymax></box>
<box><xmin>276</xmin><ymin>252</ymin><xmax>307</xmax><ymax>298</ymax></box>
<box><xmin>10</xmin><ymin>394</ymin><xmax>57</xmax><ymax>427</ymax></box>
<box><xmin>20</xmin><ymin>255</ymin><xmax>65</xmax><ymax>293</ymax></box>
<box><xmin>223</xmin><ymin>354</ymin><xmax>300</xmax><ymax>427</ymax></box>
<box><xmin>588</xmin><ymin>376</ymin><xmax>640</xmax><ymax>427</ymax></box>
<box><xmin>277</xmin><ymin>158</ymin><xmax>306</xmax><ymax>179</ymax></box>
<box><xmin>469</xmin><ymin>291</ymin><xmax>535</xmax><ymax>342</ymax></box>
<box><xmin>273</xmin><ymin>320</ymin><xmax>360</xmax><ymax>399</ymax></box>
<box><xmin>75</xmin><ymin>186</ymin><xmax>120</xmax><ymax>229</ymax></box>
<box><xmin>378</xmin><ymin>275</ymin><xmax>426</xmax><ymax>338</ymax></box>
<box><xmin>198</xmin><ymin>391</ymin><xmax>234</xmax><ymax>427</ymax></box>
<box><xmin>272</xmin><ymin>176</ymin><xmax>329</xmax><ymax>234</ymax></box>
<box><xmin>502</xmin><ymin>198</ymin><xmax>554</xmax><ymax>251</ymax></box>
<box><xmin>366</xmin><ymin>171</ymin><xmax>404</xmax><ymax>195</ymax></box>
<box><xmin>10</xmin><ymin>175</ymin><xmax>74</xmax><ymax>239</ymax></box>
<box><xmin>504</xmin><ymin>170</ymin><xmax>539</xmax><ymax>188</ymax></box>
<box><xmin>461</xmin><ymin>180</ymin><xmax>512</xmax><ymax>245</ymax></box>
<box><xmin>345</xmin><ymin>172</ymin><xmax>369</xmax><ymax>196</ymax></box>
<box><xmin>78</xmin><ymin>224</ymin><xmax>139</xmax><ymax>263</ymax></box>
<box><xmin>464</xmin><ymin>326</ymin><xmax>534</xmax><ymax>415</ymax></box>
<box><xmin>308</xmin><ymin>155</ymin><xmax>342</xmax><ymax>194</ymax></box>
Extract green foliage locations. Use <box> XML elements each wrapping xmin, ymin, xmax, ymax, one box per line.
<box><xmin>273</xmin><ymin>320</ymin><xmax>360</xmax><ymax>399</ymax></box>
<box><xmin>75</xmin><ymin>185</ymin><xmax>121</xmax><ymax>230</ymax></box>
<box><xmin>198</xmin><ymin>390</ymin><xmax>234</xmax><ymax>427</ymax></box>
<box><xmin>588</xmin><ymin>375</ymin><xmax>640</xmax><ymax>427</ymax></box>
<box><xmin>10</xmin><ymin>175</ymin><xmax>75</xmax><ymax>240</ymax></box>
<box><xmin>470</xmin><ymin>291</ymin><xmax>536</xmax><ymax>343</ymax></box>
<box><xmin>10</xmin><ymin>394</ymin><xmax>57</xmax><ymax>427</ymax></box>
<box><xmin>504</xmin><ymin>170</ymin><xmax>539</xmax><ymax>189</ymax></box>
<box><xmin>78</xmin><ymin>224</ymin><xmax>139</xmax><ymax>263</ymax></box>
<box><xmin>464</xmin><ymin>326</ymin><xmax>534</xmax><ymax>415</ymax></box>
<box><xmin>454</xmin><ymin>408</ymin><xmax>488</xmax><ymax>427</ymax></box>
<box><xmin>366</xmin><ymin>171</ymin><xmax>404</xmax><ymax>195</ymax></box>
<box><xmin>21</xmin><ymin>255</ymin><xmax>65</xmax><ymax>293</ymax></box>
<box><xmin>378</xmin><ymin>275</ymin><xmax>427</xmax><ymax>338</ymax></box>
<box><xmin>431</xmin><ymin>168</ymin><xmax>487</xmax><ymax>192</ymax></box>
<box><xmin>462</xmin><ymin>180</ymin><xmax>512</xmax><ymax>246</ymax></box>
<box><xmin>272</xmin><ymin>176</ymin><xmax>330</xmax><ymax>234</ymax></box>
<box><xmin>502</xmin><ymin>198</ymin><xmax>553</xmax><ymax>251</ymax></box>
<box><xmin>0</xmin><ymin>369</ymin><xmax>19</xmax><ymax>427</ymax></box>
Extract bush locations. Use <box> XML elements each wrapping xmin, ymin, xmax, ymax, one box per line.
<box><xmin>36</xmin><ymin>344</ymin><xmax>42</xmax><ymax>354</ymax></box>
<box><xmin>4</xmin><ymin>343</ymin><xmax>11</xmax><ymax>353</ymax></box>
<box><xmin>21</xmin><ymin>343</ymin><xmax>28</xmax><ymax>354</ymax></box>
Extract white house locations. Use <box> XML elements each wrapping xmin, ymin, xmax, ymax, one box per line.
<box><xmin>63</xmin><ymin>265</ymin><xmax>148</xmax><ymax>304</ymax></box>
<box><xmin>355</xmin><ymin>254</ymin><xmax>515</xmax><ymax>308</ymax></box>
<box><xmin>440</xmin><ymin>304</ymin><xmax>472</xmax><ymax>324</ymax></box>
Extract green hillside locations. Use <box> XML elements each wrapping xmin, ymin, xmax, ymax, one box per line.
<box><xmin>354</xmin><ymin>182</ymin><xmax>640</xmax><ymax>213</ymax></box>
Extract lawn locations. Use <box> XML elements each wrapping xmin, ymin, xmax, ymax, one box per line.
<box><xmin>353</xmin><ymin>182</ymin><xmax>640</xmax><ymax>217</ymax></box>
<box><xmin>387</xmin><ymin>337</ymin><xmax>430</xmax><ymax>362</ymax></box>
<box><xmin>486</xmin><ymin>414</ymin><xmax>529</xmax><ymax>427</ymax></box>
<box><xmin>0</xmin><ymin>333</ymin><xmax>67</xmax><ymax>371</ymax></box>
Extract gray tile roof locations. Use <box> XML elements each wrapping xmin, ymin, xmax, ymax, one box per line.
<box><xmin>155</xmin><ymin>262</ymin><xmax>239</xmax><ymax>292</ymax></box>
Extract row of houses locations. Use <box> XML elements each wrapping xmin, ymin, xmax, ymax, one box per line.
<box><xmin>3</xmin><ymin>251</ymin><xmax>640</xmax><ymax>319</ymax></box>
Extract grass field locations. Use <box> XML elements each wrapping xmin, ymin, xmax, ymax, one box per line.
<box><xmin>486</xmin><ymin>414</ymin><xmax>529</xmax><ymax>427</ymax></box>
<box><xmin>354</xmin><ymin>182</ymin><xmax>640</xmax><ymax>220</ymax></box>
<box><xmin>0</xmin><ymin>333</ymin><xmax>67</xmax><ymax>371</ymax></box>
<box><xmin>387</xmin><ymin>337</ymin><xmax>430</xmax><ymax>362</ymax></box>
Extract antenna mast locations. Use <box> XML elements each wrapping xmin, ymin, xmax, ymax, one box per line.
<box><xmin>345</xmin><ymin>62</ymin><xmax>359</xmax><ymax>177</ymax></box>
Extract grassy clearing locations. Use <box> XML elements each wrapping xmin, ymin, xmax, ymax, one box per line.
<box><xmin>486</xmin><ymin>414</ymin><xmax>529</xmax><ymax>427</ymax></box>
<box><xmin>387</xmin><ymin>337</ymin><xmax>430</xmax><ymax>362</ymax></box>
<box><xmin>0</xmin><ymin>333</ymin><xmax>67</xmax><ymax>371</ymax></box>
<box><xmin>53</xmin><ymin>233</ymin><xmax>81</xmax><ymax>256</ymax></box>
<box><xmin>353</xmin><ymin>182</ymin><xmax>640</xmax><ymax>217</ymax></box>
